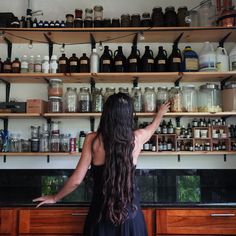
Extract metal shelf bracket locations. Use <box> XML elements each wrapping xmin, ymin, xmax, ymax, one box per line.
<box><xmin>177</xmin><ymin>154</ymin><xmax>181</xmax><ymax>162</ymax></box>
<box><xmin>224</xmin><ymin>154</ymin><xmax>227</xmax><ymax>162</ymax></box>
<box><xmin>219</xmin><ymin>32</ymin><xmax>232</xmax><ymax>48</ymax></box>
<box><xmin>44</xmin><ymin>33</ymin><xmax>54</xmax><ymax>59</ymax></box>
<box><xmin>175</xmin><ymin>74</ymin><xmax>183</xmax><ymax>87</ymax></box>
<box><xmin>90</xmin><ymin>77</ymin><xmax>96</xmax><ymax>92</ymax></box>
<box><xmin>4</xmin><ymin>37</ymin><xmax>12</xmax><ymax>60</ymax></box>
<box><xmin>47</xmin><ymin>155</ymin><xmax>50</xmax><ymax>163</ymax></box>
<box><xmin>133</xmin><ymin>77</ymin><xmax>139</xmax><ymax>88</ymax></box>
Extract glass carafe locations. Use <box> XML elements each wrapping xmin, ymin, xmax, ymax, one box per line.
<box><xmin>100</xmin><ymin>46</ymin><xmax>113</xmax><ymax>72</ymax></box>
<box><xmin>114</xmin><ymin>46</ymin><xmax>127</xmax><ymax>72</ymax></box>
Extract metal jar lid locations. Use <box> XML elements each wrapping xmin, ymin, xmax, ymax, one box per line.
<box><xmin>224</xmin><ymin>82</ymin><xmax>236</xmax><ymax>89</ymax></box>
<box><xmin>200</xmin><ymin>83</ymin><xmax>219</xmax><ymax>90</ymax></box>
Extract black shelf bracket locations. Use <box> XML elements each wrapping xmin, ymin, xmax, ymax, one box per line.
<box><xmin>44</xmin><ymin>33</ymin><xmax>54</xmax><ymax>59</ymax></box>
<box><xmin>0</xmin><ymin>78</ymin><xmax>11</xmax><ymax>102</ymax></box>
<box><xmin>133</xmin><ymin>33</ymin><xmax>138</xmax><ymax>47</ymax></box>
<box><xmin>90</xmin><ymin>33</ymin><xmax>96</xmax><ymax>50</ymax></box>
<box><xmin>133</xmin><ymin>77</ymin><xmax>139</xmax><ymax>88</ymax></box>
<box><xmin>224</xmin><ymin>154</ymin><xmax>227</xmax><ymax>162</ymax></box>
<box><xmin>174</xmin><ymin>74</ymin><xmax>183</xmax><ymax>87</ymax></box>
<box><xmin>90</xmin><ymin>77</ymin><xmax>96</xmax><ymax>92</ymax></box>
<box><xmin>4</xmin><ymin>37</ymin><xmax>12</xmax><ymax>60</ymax></box>
<box><xmin>134</xmin><ymin>115</ymin><xmax>139</xmax><ymax>130</ymax></box>
<box><xmin>219</xmin><ymin>32</ymin><xmax>232</xmax><ymax>48</ymax></box>
<box><xmin>90</xmin><ymin>116</ymin><xmax>95</xmax><ymax>132</ymax></box>
<box><xmin>173</xmin><ymin>32</ymin><xmax>184</xmax><ymax>47</ymax></box>
<box><xmin>221</xmin><ymin>76</ymin><xmax>233</xmax><ymax>89</ymax></box>
<box><xmin>47</xmin><ymin>155</ymin><xmax>50</xmax><ymax>163</ymax></box>
<box><xmin>3</xmin><ymin>155</ymin><xmax>6</xmax><ymax>163</ymax></box>
<box><xmin>177</xmin><ymin>154</ymin><xmax>181</xmax><ymax>162</ymax></box>
<box><xmin>43</xmin><ymin>77</ymin><xmax>50</xmax><ymax>84</ymax></box>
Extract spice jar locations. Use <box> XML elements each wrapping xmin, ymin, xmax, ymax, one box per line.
<box><xmin>141</xmin><ymin>12</ymin><xmax>151</xmax><ymax>27</ymax></box>
<box><xmin>64</xmin><ymin>87</ymin><xmax>78</xmax><ymax>112</ymax></box>
<box><xmin>131</xmin><ymin>87</ymin><xmax>142</xmax><ymax>112</ymax></box>
<box><xmin>181</xmin><ymin>85</ymin><xmax>198</xmax><ymax>112</ymax></box>
<box><xmin>143</xmin><ymin>87</ymin><xmax>156</xmax><ymax>112</ymax></box>
<box><xmin>164</xmin><ymin>6</ymin><xmax>177</xmax><ymax>27</ymax></box>
<box><xmin>169</xmin><ymin>87</ymin><xmax>183</xmax><ymax>112</ymax></box>
<box><xmin>50</xmin><ymin>134</ymin><xmax>60</xmax><ymax>152</ymax></box>
<box><xmin>177</xmin><ymin>6</ymin><xmax>189</xmax><ymax>27</ymax></box>
<box><xmin>65</xmin><ymin>14</ymin><xmax>74</xmax><ymax>27</ymax></box>
<box><xmin>78</xmin><ymin>87</ymin><xmax>91</xmax><ymax>112</ymax></box>
<box><xmin>131</xmin><ymin>14</ymin><xmax>141</xmax><ymax>27</ymax></box>
<box><xmin>94</xmin><ymin>5</ymin><xmax>103</xmax><ymax>20</ymax></box>
<box><xmin>92</xmin><ymin>88</ymin><xmax>103</xmax><ymax>112</ymax></box>
<box><xmin>74</xmin><ymin>18</ymin><xmax>83</xmax><ymax>28</ymax></box>
<box><xmin>75</xmin><ymin>9</ymin><xmax>83</xmax><ymax>19</ymax></box>
<box><xmin>104</xmin><ymin>87</ymin><xmax>115</xmax><ymax>102</ymax></box>
<box><xmin>84</xmin><ymin>8</ymin><xmax>93</xmax><ymax>28</ymax></box>
<box><xmin>48</xmin><ymin>96</ymin><xmax>63</xmax><ymax>113</ymax></box>
<box><xmin>156</xmin><ymin>87</ymin><xmax>168</xmax><ymax>111</ymax></box>
<box><xmin>121</xmin><ymin>14</ymin><xmax>131</xmax><ymax>27</ymax></box>
<box><xmin>48</xmin><ymin>79</ymin><xmax>63</xmax><ymax>97</ymax></box>
<box><xmin>152</xmin><ymin>7</ymin><xmax>164</xmax><ymax>27</ymax></box>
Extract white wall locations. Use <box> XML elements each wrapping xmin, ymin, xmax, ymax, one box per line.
<box><xmin>0</xmin><ymin>0</ymin><xmax>236</xmax><ymax>169</ymax></box>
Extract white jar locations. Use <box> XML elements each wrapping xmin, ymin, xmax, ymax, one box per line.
<box><xmin>42</xmin><ymin>56</ymin><xmax>50</xmax><ymax>73</ymax></box>
<box><xmin>50</xmin><ymin>55</ymin><xmax>58</xmax><ymax>73</ymax></box>
<box><xmin>229</xmin><ymin>45</ymin><xmax>236</xmax><ymax>71</ymax></box>
<box><xmin>199</xmin><ymin>42</ymin><xmax>216</xmax><ymax>72</ymax></box>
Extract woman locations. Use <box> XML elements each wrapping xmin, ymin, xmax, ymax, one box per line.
<box><xmin>33</xmin><ymin>92</ymin><xmax>170</xmax><ymax>235</ymax></box>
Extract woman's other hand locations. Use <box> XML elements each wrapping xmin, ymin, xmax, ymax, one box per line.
<box><xmin>33</xmin><ymin>195</ymin><xmax>57</xmax><ymax>208</ymax></box>
<box><xmin>158</xmin><ymin>101</ymin><xmax>170</xmax><ymax>116</ymax></box>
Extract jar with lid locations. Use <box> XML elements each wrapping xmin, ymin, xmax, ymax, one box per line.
<box><xmin>9</xmin><ymin>134</ymin><xmax>21</xmax><ymax>152</ymax></box>
<box><xmin>222</xmin><ymin>82</ymin><xmax>236</xmax><ymax>111</ymax></box>
<box><xmin>177</xmin><ymin>6</ymin><xmax>189</xmax><ymax>27</ymax></box>
<box><xmin>48</xmin><ymin>78</ymin><xmax>63</xmax><ymax>97</ymax></box>
<box><xmin>64</xmin><ymin>87</ymin><xmax>78</xmax><ymax>112</ymax></box>
<box><xmin>156</xmin><ymin>87</ymin><xmax>169</xmax><ymax>111</ymax></box>
<box><xmin>84</xmin><ymin>8</ymin><xmax>93</xmax><ymax>28</ymax></box>
<box><xmin>50</xmin><ymin>134</ymin><xmax>60</xmax><ymax>152</ymax></box>
<box><xmin>143</xmin><ymin>87</ymin><xmax>156</xmax><ymax>112</ymax></box>
<box><xmin>78</xmin><ymin>87</ymin><xmax>91</xmax><ymax>112</ymax></box>
<box><xmin>48</xmin><ymin>96</ymin><xmax>63</xmax><ymax>113</ymax></box>
<box><xmin>104</xmin><ymin>87</ymin><xmax>115</xmax><ymax>102</ymax></box>
<box><xmin>21</xmin><ymin>139</ymin><xmax>31</xmax><ymax>152</ymax></box>
<box><xmin>152</xmin><ymin>7</ymin><xmax>164</xmax><ymax>27</ymax></box>
<box><xmin>94</xmin><ymin>5</ymin><xmax>103</xmax><ymax>20</ymax></box>
<box><xmin>198</xmin><ymin>83</ymin><xmax>222</xmax><ymax>112</ymax></box>
<box><xmin>121</xmin><ymin>14</ymin><xmax>131</xmax><ymax>27</ymax></box>
<box><xmin>181</xmin><ymin>85</ymin><xmax>198</xmax><ymax>112</ymax></box>
<box><xmin>169</xmin><ymin>87</ymin><xmax>183</xmax><ymax>112</ymax></box>
<box><xmin>119</xmin><ymin>87</ymin><xmax>129</xmax><ymax>95</ymax></box>
<box><xmin>131</xmin><ymin>87</ymin><xmax>142</xmax><ymax>112</ymax></box>
<box><xmin>60</xmin><ymin>134</ymin><xmax>71</xmax><ymax>152</ymax></box>
<box><xmin>65</xmin><ymin>14</ymin><xmax>74</xmax><ymax>27</ymax></box>
<box><xmin>31</xmin><ymin>126</ymin><xmax>40</xmax><ymax>138</ymax></box>
<box><xmin>131</xmin><ymin>14</ymin><xmax>140</xmax><ymax>27</ymax></box>
<box><xmin>164</xmin><ymin>6</ymin><xmax>177</xmax><ymax>27</ymax></box>
<box><xmin>50</xmin><ymin>121</ymin><xmax>60</xmax><ymax>135</ymax></box>
<box><xmin>31</xmin><ymin>138</ymin><xmax>39</xmax><ymax>152</ymax></box>
<box><xmin>39</xmin><ymin>133</ymin><xmax>49</xmax><ymax>152</ymax></box>
<box><xmin>141</xmin><ymin>12</ymin><xmax>151</xmax><ymax>27</ymax></box>
<box><xmin>92</xmin><ymin>88</ymin><xmax>103</xmax><ymax>112</ymax></box>
<box><xmin>75</xmin><ymin>9</ymin><xmax>83</xmax><ymax>19</ymax></box>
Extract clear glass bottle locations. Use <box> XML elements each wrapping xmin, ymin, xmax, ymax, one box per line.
<box><xmin>92</xmin><ymin>88</ymin><xmax>103</xmax><ymax>112</ymax></box>
<box><xmin>31</xmin><ymin>126</ymin><xmax>40</xmax><ymax>138</ymax></box>
<box><xmin>156</xmin><ymin>87</ymin><xmax>169</xmax><ymax>111</ymax></box>
<box><xmin>131</xmin><ymin>87</ymin><xmax>142</xmax><ymax>112</ymax></box>
<box><xmin>50</xmin><ymin>134</ymin><xmax>60</xmax><ymax>152</ymax></box>
<box><xmin>39</xmin><ymin>133</ymin><xmax>49</xmax><ymax>152</ymax></box>
<box><xmin>34</xmin><ymin>55</ymin><xmax>42</xmax><ymax>73</ymax></box>
<box><xmin>85</xmin><ymin>8</ymin><xmax>93</xmax><ymax>20</ymax></box>
<box><xmin>48</xmin><ymin>96</ymin><xmax>63</xmax><ymax>113</ymax></box>
<box><xmin>21</xmin><ymin>55</ymin><xmax>28</xmax><ymax>73</ymax></box>
<box><xmin>169</xmin><ymin>87</ymin><xmax>183</xmax><ymax>112</ymax></box>
<box><xmin>181</xmin><ymin>85</ymin><xmax>198</xmax><ymax>112</ymax></box>
<box><xmin>50</xmin><ymin>55</ymin><xmax>58</xmax><ymax>73</ymax></box>
<box><xmin>104</xmin><ymin>87</ymin><xmax>115</xmax><ymax>102</ymax></box>
<box><xmin>50</xmin><ymin>121</ymin><xmax>60</xmax><ymax>135</ymax></box>
<box><xmin>28</xmin><ymin>55</ymin><xmax>35</xmax><ymax>73</ymax></box>
<box><xmin>143</xmin><ymin>87</ymin><xmax>156</xmax><ymax>112</ymax></box>
<box><xmin>64</xmin><ymin>87</ymin><xmax>78</xmax><ymax>112</ymax></box>
<box><xmin>78</xmin><ymin>87</ymin><xmax>91</xmax><ymax>112</ymax></box>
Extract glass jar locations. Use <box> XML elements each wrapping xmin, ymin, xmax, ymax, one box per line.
<box><xmin>181</xmin><ymin>85</ymin><xmax>198</xmax><ymax>112</ymax></box>
<box><xmin>64</xmin><ymin>87</ymin><xmax>78</xmax><ymax>112</ymax></box>
<box><xmin>31</xmin><ymin>126</ymin><xmax>40</xmax><ymax>138</ymax></box>
<box><xmin>118</xmin><ymin>87</ymin><xmax>129</xmax><ymax>95</ymax></box>
<box><xmin>94</xmin><ymin>5</ymin><xmax>103</xmax><ymax>20</ymax></box>
<box><xmin>103</xmin><ymin>18</ymin><xmax>111</xmax><ymax>27</ymax></box>
<box><xmin>65</xmin><ymin>14</ymin><xmax>74</xmax><ymax>27</ymax></box>
<box><xmin>48</xmin><ymin>96</ymin><xmax>63</xmax><ymax>113</ymax></box>
<box><xmin>85</xmin><ymin>8</ymin><xmax>93</xmax><ymax>20</ymax></box>
<box><xmin>198</xmin><ymin>0</ymin><xmax>216</xmax><ymax>26</ymax></box>
<box><xmin>169</xmin><ymin>87</ymin><xmax>183</xmax><ymax>112</ymax></box>
<box><xmin>143</xmin><ymin>87</ymin><xmax>156</xmax><ymax>112</ymax></box>
<box><xmin>104</xmin><ymin>87</ymin><xmax>115</xmax><ymax>102</ymax></box>
<box><xmin>198</xmin><ymin>83</ymin><xmax>222</xmax><ymax>112</ymax></box>
<box><xmin>60</xmin><ymin>134</ymin><xmax>71</xmax><ymax>152</ymax></box>
<box><xmin>48</xmin><ymin>79</ymin><xmax>63</xmax><ymax>97</ymax></box>
<box><xmin>21</xmin><ymin>139</ymin><xmax>31</xmax><ymax>152</ymax></box>
<box><xmin>164</xmin><ymin>6</ymin><xmax>177</xmax><ymax>27</ymax></box>
<box><xmin>131</xmin><ymin>14</ymin><xmax>141</xmax><ymax>27</ymax></box>
<box><xmin>78</xmin><ymin>87</ymin><xmax>91</xmax><ymax>112</ymax></box>
<box><xmin>50</xmin><ymin>134</ymin><xmax>60</xmax><ymax>152</ymax></box>
<box><xmin>131</xmin><ymin>87</ymin><xmax>142</xmax><ymax>112</ymax></box>
<box><xmin>9</xmin><ymin>134</ymin><xmax>21</xmax><ymax>152</ymax></box>
<box><xmin>112</xmin><ymin>18</ymin><xmax>120</xmax><ymax>27</ymax></box>
<box><xmin>152</xmin><ymin>7</ymin><xmax>164</xmax><ymax>27</ymax></box>
<box><xmin>121</xmin><ymin>14</ymin><xmax>131</xmax><ymax>27</ymax></box>
<box><xmin>75</xmin><ymin>9</ymin><xmax>83</xmax><ymax>19</ymax></box>
<box><xmin>50</xmin><ymin>121</ymin><xmax>60</xmax><ymax>135</ymax></box>
<box><xmin>39</xmin><ymin>134</ymin><xmax>49</xmax><ymax>152</ymax></box>
<box><xmin>31</xmin><ymin>138</ymin><xmax>39</xmax><ymax>152</ymax></box>
<box><xmin>156</xmin><ymin>87</ymin><xmax>169</xmax><ymax>111</ymax></box>
<box><xmin>222</xmin><ymin>82</ymin><xmax>236</xmax><ymax>111</ymax></box>
<box><xmin>141</xmin><ymin>12</ymin><xmax>151</xmax><ymax>27</ymax></box>
<box><xmin>92</xmin><ymin>88</ymin><xmax>103</xmax><ymax>112</ymax></box>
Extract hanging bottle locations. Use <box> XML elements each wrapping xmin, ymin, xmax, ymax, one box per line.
<box><xmin>114</xmin><ymin>46</ymin><xmax>127</xmax><ymax>72</ymax></box>
<box><xmin>69</xmin><ymin>53</ymin><xmax>79</xmax><ymax>73</ymax></box>
<box><xmin>100</xmin><ymin>46</ymin><xmax>113</xmax><ymax>72</ymax></box>
<box><xmin>199</xmin><ymin>42</ymin><xmax>216</xmax><ymax>72</ymax></box>
<box><xmin>168</xmin><ymin>44</ymin><xmax>182</xmax><ymax>72</ymax></box>
<box><xmin>90</xmin><ymin>48</ymin><xmax>100</xmax><ymax>73</ymax></box>
<box><xmin>183</xmin><ymin>46</ymin><xmax>199</xmax><ymax>72</ymax></box>
<box><xmin>141</xmin><ymin>46</ymin><xmax>154</xmax><ymax>72</ymax></box>
<box><xmin>128</xmin><ymin>45</ymin><xmax>141</xmax><ymax>72</ymax></box>
<box><xmin>154</xmin><ymin>46</ymin><xmax>168</xmax><ymax>72</ymax></box>
<box><xmin>79</xmin><ymin>53</ymin><xmax>90</xmax><ymax>72</ymax></box>
<box><xmin>58</xmin><ymin>54</ymin><xmax>69</xmax><ymax>73</ymax></box>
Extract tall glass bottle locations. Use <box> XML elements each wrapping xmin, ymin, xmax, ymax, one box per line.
<box><xmin>58</xmin><ymin>54</ymin><xmax>68</xmax><ymax>73</ymax></box>
<box><xmin>90</xmin><ymin>48</ymin><xmax>100</xmax><ymax>73</ymax></box>
<box><xmin>128</xmin><ymin>46</ymin><xmax>141</xmax><ymax>72</ymax></box>
<box><xmin>154</xmin><ymin>46</ymin><xmax>168</xmax><ymax>72</ymax></box>
<box><xmin>69</xmin><ymin>53</ymin><xmax>79</xmax><ymax>73</ymax></box>
<box><xmin>168</xmin><ymin>44</ymin><xmax>182</xmax><ymax>72</ymax></box>
<box><xmin>100</xmin><ymin>46</ymin><xmax>113</xmax><ymax>72</ymax></box>
<box><xmin>79</xmin><ymin>53</ymin><xmax>90</xmax><ymax>72</ymax></box>
<box><xmin>114</xmin><ymin>46</ymin><xmax>127</xmax><ymax>72</ymax></box>
<box><xmin>141</xmin><ymin>46</ymin><xmax>154</xmax><ymax>72</ymax></box>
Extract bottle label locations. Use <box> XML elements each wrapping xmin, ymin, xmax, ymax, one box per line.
<box><xmin>185</xmin><ymin>58</ymin><xmax>198</xmax><ymax>70</ymax></box>
<box><xmin>35</xmin><ymin>64</ymin><xmax>42</xmax><ymax>72</ymax></box>
<box><xmin>148</xmin><ymin>59</ymin><xmax>154</xmax><ymax>64</ymax></box>
<box><xmin>4</xmin><ymin>65</ymin><xmax>11</xmax><ymax>70</ymax></box>
<box><xmin>199</xmin><ymin>54</ymin><xmax>216</xmax><ymax>71</ymax></box>
<box><xmin>115</xmin><ymin>61</ymin><xmax>123</xmax><ymax>66</ymax></box>
<box><xmin>158</xmin><ymin>59</ymin><xmax>166</xmax><ymax>65</ymax></box>
<box><xmin>103</xmin><ymin>60</ymin><xmax>110</xmax><ymax>65</ymax></box>
<box><xmin>70</xmin><ymin>61</ymin><xmax>78</xmax><ymax>66</ymax></box>
<box><xmin>80</xmin><ymin>60</ymin><xmax>88</xmax><ymax>65</ymax></box>
<box><xmin>129</xmin><ymin>58</ymin><xmax>137</xmax><ymax>63</ymax></box>
<box><xmin>59</xmin><ymin>60</ymin><xmax>66</xmax><ymax>65</ymax></box>
<box><xmin>173</xmin><ymin>57</ymin><xmax>181</xmax><ymax>63</ymax></box>
<box><xmin>12</xmin><ymin>63</ymin><xmax>20</xmax><ymax>68</ymax></box>
<box><xmin>21</xmin><ymin>62</ymin><xmax>28</xmax><ymax>69</ymax></box>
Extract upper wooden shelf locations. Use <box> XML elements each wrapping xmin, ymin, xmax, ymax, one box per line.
<box><xmin>0</xmin><ymin>27</ymin><xmax>235</xmax><ymax>43</ymax></box>
<box><xmin>0</xmin><ymin>72</ymin><xmax>235</xmax><ymax>84</ymax></box>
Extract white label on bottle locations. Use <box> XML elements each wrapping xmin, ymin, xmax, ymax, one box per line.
<box><xmin>158</xmin><ymin>60</ymin><xmax>166</xmax><ymax>65</ymax></box>
<box><xmin>59</xmin><ymin>60</ymin><xmax>66</xmax><ymax>65</ymax></box>
<box><xmin>185</xmin><ymin>58</ymin><xmax>198</xmax><ymax>70</ymax></box>
<box><xmin>148</xmin><ymin>59</ymin><xmax>154</xmax><ymax>64</ymax></box>
<box><xmin>70</xmin><ymin>61</ymin><xmax>78</xmax><ymax>66</ymax></box>
<box><xmin>115</xmin><ymin>61</ymin><xmax>123</xmax><ymax>66</ymax></box>
<box><xmin>42</xmin><ymin>62</ymin><xmax>49</xmax><ymax>73</ymax></box>
<box><xmin>4</xmin><ymin>65</ymin><xmax>11</xmax><ymax>70</ymax></box>
<box><xmin>199</xmin><ymin>54</ymin><xmax>216</xmax><ymax>71</ymax></box>
<box><xmin>34</xmin><ymin>64</ymin><xmax>42</xmax><ymax>72</ymax></box>
<box><xmin>103</xmin><ymin>60</ymin><xmax>110</xmax><ymax>65</ymax></box>
<box><xmin>80</xmin><ymin>60</ymin><xmax>88</xmax><ymax>65</ymax></box>
<box><xmin>173</xmin><ymin>57</ymin><xmax>181</xmax><ymax>63</ymax></box>
<box><xmin>12</xmin><ymin>63</ymin><xmax>19</xmax><ymax>68</ymax></box>
<box><xmin>129</xmin><ymin>58</ymin><xmax>137</xmax><ymax>63</ymax></box>
<box><xmin>21</xmin><ymin>62</ymin><xmax>28</xmax><ymax>69</ymax></box>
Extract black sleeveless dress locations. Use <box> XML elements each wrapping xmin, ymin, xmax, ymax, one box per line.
<box><xmin>83</xmin><ymin>164</ymin><xmax>148</xmax><ymax>236</ymax></box>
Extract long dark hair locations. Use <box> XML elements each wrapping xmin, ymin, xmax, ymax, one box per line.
<box><xmin>94</xmin><ymin>92</ymin><xmax>136</xmax><ymax>225</ymax></box>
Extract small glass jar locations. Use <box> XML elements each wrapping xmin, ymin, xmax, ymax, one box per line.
<box><xmin>118</xmin><ymin>87</ymin><xmax>129</xmax><ymax>95</ymax></box>
<box><xmin>50</xmin><ymin>121</ymin><xmax>60</xmax><ymax>135</ymax></box>
<box><xmin>152</xmin><ymin>7</ymin><xmax>164</xmax><ymax>27</ymax></box>
<box><xmin>104</xmin><ymin>87</ymin><xmax>116</xmax><ymax>102</ymax></box>
<box><xmin>131</xmin><ymin>87</ymin><xmax>142</xmax><ymax>112</ymax></box>
<box><xmin>64</xmin><ymin>87</ymin><xmax>78</xmax><ymax>112</ymax></box>
<box><xmin>131</xmin><ymin>14</ymin><xmax>141</xmax><ymax>27</ymax></box>
<box><xmin>50</xmin><ymin>134</ymin><xmax>60</xmax><ymax>152</ymax></box>
<box><xmin>143</xmin><ymin>87</ymin><xmax>156</xmax><ymax>112</ymax></box>
<box><xmin>94</xmin><ymin>5</ymin><xmax>103</xmax><ymax>21</ymax></box>
<box><xmin>48</xmin><ymin>78</ymin><xmax>63</xmax><ymax>97</ymax></box>
<box><xmin>164</xmin><ymin>6</ymin><xmax>177</xmax><ymax>27</ymax></box>
<box><xmin>85</xmin><ymin>8</ymin><xmax>93</xmax><ymax>20</ymax></box>
<box><xmin>48</xmin><ymin>96</ymin><xmax>63</xmax><ymax>113</ymax></box>
<box><xmin>75</xmin><ymin>9</ymin><xmax>83</xmax><ymax>19</ymax></box>
<box><xmin>169</xmin><ymin>87</ymin><xmax>183</xmax><ymax>112</ymax></box>
<box><xmin>181</xmin><ymin>85</ymin><xmax>198</xmax><ymax>112</ymax></box>
<box><xmin>156</xmin><ymin>87</ymin><xmax>169</xmax><ymax>111</ymax></box>
<box><xmin>65</xmin><ymin>14</ymin><xmax>74</xmax><ymax>27</ymax></box>
<box><xmin>31</xmin><ymin>138</ymin><xmax>39</xmax><ymax>152</ymax></box>
<box><xmin>78</xmin><ymin>87</ymin><xmax>91</xmax><ymax>112</ymax></box>
<box><xmin>9</xmin><ymin>134</ymin><xmax>21</xmax><ymax>152</ymax></box>
<box><xmin>177</xmin><ymin>6</ymin><xmax>189</xmax><ymax>27</ymax></box>
<box><xmin>21</xmin><ymin>139</ymin><xmax>31</xmax><ymax>152</ymax></box>
<box><xmin>186</xmin><ymin>10</ymin><xmax>199</xmax><ymax>27</ymax></box>
<box><xmin>39</xmin><ymin>134</ymin><xmax>49</xmax><ymax>152</ymax></box>
<box><xmin>60</xmin><ymin>134</ymin><xmax>71</xmax><ymax>152</ymax></box>
<box><xmin>92</xmin><ymin>88</ymin><xmax>103</xmax><ymax>112</ymax></box>
<box><xmin>141</xmin><ymin>12</ymin><xmax>151</xmax><ymax>27</ymax></box>
<box><xmin>121</xmin><ymin>14</ymin><xmax>131</xmax><ymax>27</ymax></box>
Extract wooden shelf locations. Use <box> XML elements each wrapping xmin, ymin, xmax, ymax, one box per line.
<box><xmin>0</xmin><ymin>113</ymin><xmax>41</xmax><ymax>118</ymax></box>
<box><xmin>44</xmin><ymin>113</ymin><xmax>102</xmax><ymax>118</ymax></box>
<box><xmin>1</xmin><ymin>152</ymin><xmax>79</xmax><ymax>156</ymax></box>
<box><xmin>1</xmin><ymin>27</ymin><xmax>235</xmax><ymax>44</ymax></box>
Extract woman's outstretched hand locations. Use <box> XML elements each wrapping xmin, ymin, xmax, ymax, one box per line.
<box><xmin>158</xmin><ymin>101</ymin><xmax>170</xmax><ymax>116</ymax></box>
<box><xmin>33</xmin><ymin>195</ymin><xmax>57</xmax><ymax>208</ymax></box>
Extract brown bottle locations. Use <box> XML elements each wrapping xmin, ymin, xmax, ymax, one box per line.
<box><xmin>100</xmin><ymin>46</ymin><xmax>113</xmax><ymax>72</ymax></box>
<box><xmin>3</xmin><ymin>58</ymin><xmax>12</xmax><ymax>73</ymax></box>
<box><xmin>0</xmin><ymin>58</ymin><xmax>3</xmax><ymax>73</ymax></box>
<box><xmin>128</xmin><ymin>46</ymin><xmax>141</xmax><ymax>72</ymax></box>
<box><xmin>69</xmin><ymin>53</ymin><xmax>79</xmax><ymax>73</ymax></box>
<box><xmin>141</xmin><ymin>46</ymin><xmax>154</xmax><ymax>72</ymax></box>
<box><xmin>154</xmin><ymin>46</ymin><xmax>168</xmax><ymax>72</ymax></box>
<box><xmin>58</xmin><ymin>54</ymin><xmax>69</xmax><ymax>73</ymax></box>
<box><xmin>79</xmin><ymin>53</ymin><xmax>90</xmax><ymax>72</ymax></box>
<box><xmin>168</xmin><ymin>44</ymin><xmax>182</xmax><ymax>72</ymax></box>
<box><xmin>12</xmin><ymin>58</ymin><xmax>21</xmax><ymax>73</ymax></box>
<box><xmin>114</xmin><ymin>46</ymin><xmax>127</xmax><ymax>72</ymax></box>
